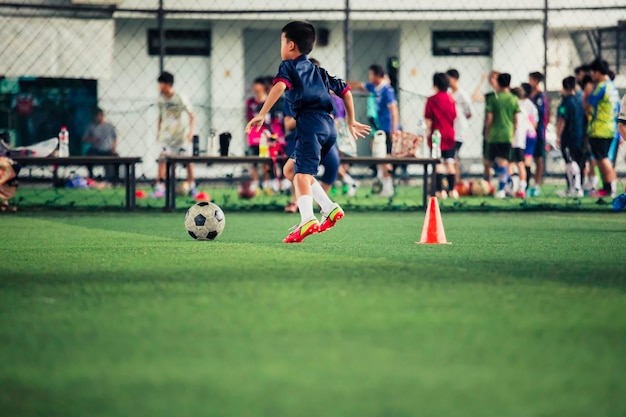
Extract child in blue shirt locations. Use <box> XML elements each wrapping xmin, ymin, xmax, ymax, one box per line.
<box><xmin>246</xmin><ymin>21</ymin><xmax>370</xmax><ymax>243</ymax></box>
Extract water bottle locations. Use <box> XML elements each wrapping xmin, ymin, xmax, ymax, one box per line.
<box><xmin>431</xmin><ymin>129</ymin><xmax>441</xmax><ymax>159</ymax></box>
<box><xmin>192</xmin><ymin>135</ymin><xmax>199</xmax><ymax>156</ymax></box>
<box><xmin>417</xmin><ymin>119</ymin><xmax>427</xmax><ymax>157</ymax></box>
<box><xmin>205</xmin><ymin>129</ymin><xmax>216</xmax><ymax>155</ymax></box>
<box><xmin>58</xmin><ymin>126</ymin><xmax>69</xmax><ymax>157</ymax></box>
<box><xmin>372</xmin><ymin>130</ymin><xmax>387</xmax><ymax>158</ymax></box>
<box><xmin>259</xmin><ymin>130</ymin><xmax>270</xmax><ymax>157</ymax></box>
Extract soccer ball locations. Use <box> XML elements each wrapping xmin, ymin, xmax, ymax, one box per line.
<box><xmin>184</xmin><ymin>202</ymin><xmax>225</xmax><ymax>240</ymax></box>
<box><xmin>176</xmin><ymin>181</ymin><xmax>190</xmax><ymax>196</ymax></box>
<box><xmin>454</xmin><ymin>180</ymin><xmax>471</xmax><ymax>197</ymax></box>
<box><xmin>471</xmin><ymin>179</ymin><xmax>493</xmax><ymax>197</ymax></box>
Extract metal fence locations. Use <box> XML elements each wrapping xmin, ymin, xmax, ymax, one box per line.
<box><xmin>1</xmin><ymin>0</ymin><xmax>625</xmax><ymax>210</ymax></box>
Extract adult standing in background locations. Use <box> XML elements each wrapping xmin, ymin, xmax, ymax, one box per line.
<box><xmin>446</xmin><ymin>69</ymin><xmax>473</xmax><ymax>183</ymax></box>
<box><xmin>349</xmin><ymin>64</ymin><xmax>400</xmax><ymax>197</ymax></box>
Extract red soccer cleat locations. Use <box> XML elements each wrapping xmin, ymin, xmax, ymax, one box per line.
<box><xmin>283</xmin><ymin>218</ymin><xmax>320</xmax><ymax>243</ymax></box>
<box><xmin>319</xmin><ymin>204</ymin><xmax>344</xmax><ymax>233</ymax></box>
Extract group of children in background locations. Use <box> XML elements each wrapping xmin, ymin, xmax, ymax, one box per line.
<box><xmin>426</xmin><ymin>58</ymin><xmax>623</xmax><ymax>201</ymax></box>
<box><xmin>153</xmin><ymin>21</ymin><xmax>624</xmax><ymax>225</ymax></box>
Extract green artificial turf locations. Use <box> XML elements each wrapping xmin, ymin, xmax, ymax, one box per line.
<box><xmin>1</xmin><ymin>211</ymin><xmax>625</xmax><ymax>417</ymax></box>
<box><xmin>11</xmin><ymin>182</ymin><xmax>621</xmax><ymax>211</ymax></box>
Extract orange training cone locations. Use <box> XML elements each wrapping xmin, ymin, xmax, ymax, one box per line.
<box><xmin>418</xmin><ymin>197</ymin><xmax>449</xmax><ymax>244</ymax></box>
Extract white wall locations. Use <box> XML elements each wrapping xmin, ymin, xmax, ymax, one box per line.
<box><xmin>0</xmin><ymin>16</ymin><xmax>114</xmax><ymax>79</ymax></box>
<box><xmin>99</xmin><ymin>18</ymin><xmax>211</xmax><ymax>179</ymax></box>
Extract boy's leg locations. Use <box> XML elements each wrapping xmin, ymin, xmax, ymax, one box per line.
<box><xmin>151</xmin><ymin>160</ymin><xmax>167</xmax><ymax>198</ymax></box>
<box><xmin>283</xmin><ymin>173</ymin><xmax>320</xmax><ymax>243</ymax></box>
<box><xmin>493</xmin><ymin>144</ymin><xmax>510</xmax><ymax>198</ymax></box>
<box><xmin>517</xmin><ymin>161</ymin><xmax>527</xmax><ymax>193</ymax></box>
<box><xmin>186</xmin><ymin>163</ymin><xmax>198</xmax><ymax>196</ymax></box>
<box><xmin>282</xmin><ymin>159</ymin><xmax>298</xmax><ymax>213</ymax></box>
<box><xmin>320</xmin><ymin>145</ymin><xmax>340</xmax><ymax>194</ymax></box>
<box><xmin>250</xmin><ymin>165</ymin><xmax>259</xmax><ymax>189</ymax></box>
<box><xmin>443</xmin><ymin>149</ymin><xmax>456</xmax><ymax>198</ymax></box>
<box><xmin>158</xmin><ymin>160</ymin><xmax>166</xmax><ymax>183</ymax></box>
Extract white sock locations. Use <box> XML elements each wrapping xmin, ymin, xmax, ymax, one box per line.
<box><xmin>262</xmin><ymin>180</ymin><xmax>272</xmax><ymax>190</ymax></box>
<box><xmin>311</xmin><ymin>181</ymin><xmax>334</xmax><ymax>213</ymax></box>
<box><xmin>611</xmin><ymin>180</ymin><xmax>617</xmax><ymax>195</ymax></box>
<box><xmin>591</xmin><ymin>175</ymin><xmax>599</xmax><ymax>190</ymax></box>
<box><xmin>189</xmin><ymin>181</ymin><xmax>196</xmax><ymax>189</ymax></box>
<box><xmin>519</xmin><ymin>180</ymin><xmax>527</xmax><ymax>191</ymax></box>
<box><xmin>297</xmin><ymin>195</ymin><xmax>315</xmax><ymax>223</ymax></box>
<box><xmin>343</xmin><ymin>173</ymin><xmax>355</xmax><ymax>186</ymax></box>
<box><xmin>570</xmin><ymin>162</ymin><xmax>581</xmax><ymax>190</ymax></box>
<box><xmin>382</xmin><ymin>177</ymin><xmax>394</xmax><ymax>192</ymax></box>
<box><xmin>250</xmin><ymin>182</ymin><xmax>258</xmax><ymax>191</ymax></box>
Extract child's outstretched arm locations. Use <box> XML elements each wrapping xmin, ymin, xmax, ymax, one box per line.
<box><xmin>342</xmin><ymin>90</ymin><xmax>371</xmax><ymax>139</ymax></box>
<box><xmin>245</xmin><ymin>82</ymin><xmax>287</xmax><ymax>133</ymax></box>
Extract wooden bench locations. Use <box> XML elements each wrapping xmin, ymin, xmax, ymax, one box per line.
<box><xmin>12</xmin><ymin>156</ymin><xmax>142</xmax><ymax>211</ymax></box>
<box><xmin>163</xmin><ymin>155</ymin><xmax>440</xmax><ymax>211</ymax></box>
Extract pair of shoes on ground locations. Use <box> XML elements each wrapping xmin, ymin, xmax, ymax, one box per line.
<box><xmin>283</xmin><ymin>203</ymin><xmax>344</xmax><ymax>243</ymax></box>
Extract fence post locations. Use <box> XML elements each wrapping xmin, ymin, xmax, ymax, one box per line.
<box><xmin>543</xmin><ymin>0</ymin><xmax>548</xmax><ymax>86</ymax></box>
<box><xmin>158</xmin><ymin>0</ymin><xmax>165</xmax><ymax>73</ymax></box>
<box><xmin>344</xmin><ymin>0</ymin><xmax>351</xmax><ymax>80</ymax></box>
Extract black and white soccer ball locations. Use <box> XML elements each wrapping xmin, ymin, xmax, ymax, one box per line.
<box><xmin>184</xmin><ymin>202</ymin><xmax>225</xmax><ymax>240</ymax></box>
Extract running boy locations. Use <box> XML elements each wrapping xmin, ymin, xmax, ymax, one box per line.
<box><xmin>246</xmin><ymin>21</ymin><xmax>370</xmax><ymax>243</ymax></box>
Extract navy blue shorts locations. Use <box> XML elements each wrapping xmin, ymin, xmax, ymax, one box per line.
<box><xmin>292</xmin><ymin>112</ymin><xmax>337</xmax><ymax>176</ymax></box>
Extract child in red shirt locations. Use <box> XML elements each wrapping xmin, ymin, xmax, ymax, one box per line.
<box><xmin>424</xmin><ymin>73</ymin><xmax>457</xmax><ymax>198</ymax></box>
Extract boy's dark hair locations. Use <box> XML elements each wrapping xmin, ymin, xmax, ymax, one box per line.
<box><xmin>263</xmin><ymin>76</ymin><xmax>274</xmax><ymax>87</ymax></box>
<box><xmin>529</xmin><ymin>71</ymin><xmax>544</xmax><ymax>82</ymax></box>
<box><xmin>562</xmin><ymin>76</ymin><xmax>576</xmax><ymax>91</ymax></box>
<box><xmin>445</xmin><ymin>69</ymin><xmax>460</xmax><ymax>80</ymax></box>
<box><xmin>521</xmin><ymin>82</ymin><xmax>532</xmax><ymax>98</ymax></box>
<box><xmin>252</xmin><ymin>76</ymin><xmax>266</xmax><ymax>86</ymax></box>
<box><xmin>497</xmin><ymin>73</ymin><xmax>512</xmax><ymax>88</ymax></box>
<box><xmin>368</xmin><ymin>64</ymin><xmax>385</xmax><ymax>78</ymax></box>
<box><xmin>309</xmin><ymin>57</ymin><xmax>321</xmax><ymax>66</ymax></box>
<box><xmin>433</xmin><ymin>72</ymin><xmax>450</xmax><ymax>91</ymax></box>
<box><xmin>157</xmin><ymin>71</ymin><xmax>174</xmax><ymax>85</ymax></box>
<box><xmin>581</xmin><ymin>74</ymin><xmax>593</xmax><ymax>89</ymax></box>
<box><xmin>588</xmin><ymin>58</ymin><xmax>609</xmax><ymax>75</ymax></box>
<box><xmin>511</xmin><ymin>86</ymin><xmax>524</xmax><ymax>99</ymax></box>
<box><xmin>94</xmin><ymin>107</ymin><xmax>104</xmax><ymax>116</ymax></box>
<box><xmin>282</xmin><ymin>21</ymin><xmax>316</xmax><ymax>55</ymax></box>
<box><xmin>574</xmin><ymin>64</ymin><xmax>589</xmax><ymax>74</ymax></box>
<box><xmin>608</xmin><ymin>69</ymin><xmax>616</xmax><ymax>80</ymax></box>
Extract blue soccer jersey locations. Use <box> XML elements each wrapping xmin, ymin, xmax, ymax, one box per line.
<box><xmin>273</xmin><ymin>55</ymin><xmax>350</xmax><ymax>118</ymax></box>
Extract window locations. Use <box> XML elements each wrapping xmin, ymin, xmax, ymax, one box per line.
<box><xmin>432</xmin><ymin>30</ymin><xmax>492</xmax><ymax>57</ymax></box>
<box><xmin>147</xmin><ymin>29</ymin><xmax>211</xmax><ymax>57</ymax></box>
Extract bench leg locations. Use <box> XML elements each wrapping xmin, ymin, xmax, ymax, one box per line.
<box><xmin>127</xmin><ymin>163</ymin><xmax>136</xmax><ymax>211</ymax></box>
<box><xmin>123</xmin><ymin>164</ymin><xmax>131</xmax><ymax>211</ymax></box>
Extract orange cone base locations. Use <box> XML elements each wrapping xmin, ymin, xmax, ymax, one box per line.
<box><xmin>417</xmin><ymin>196</ymin><xmax>450</xmax><ymax>244</ymax></box>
